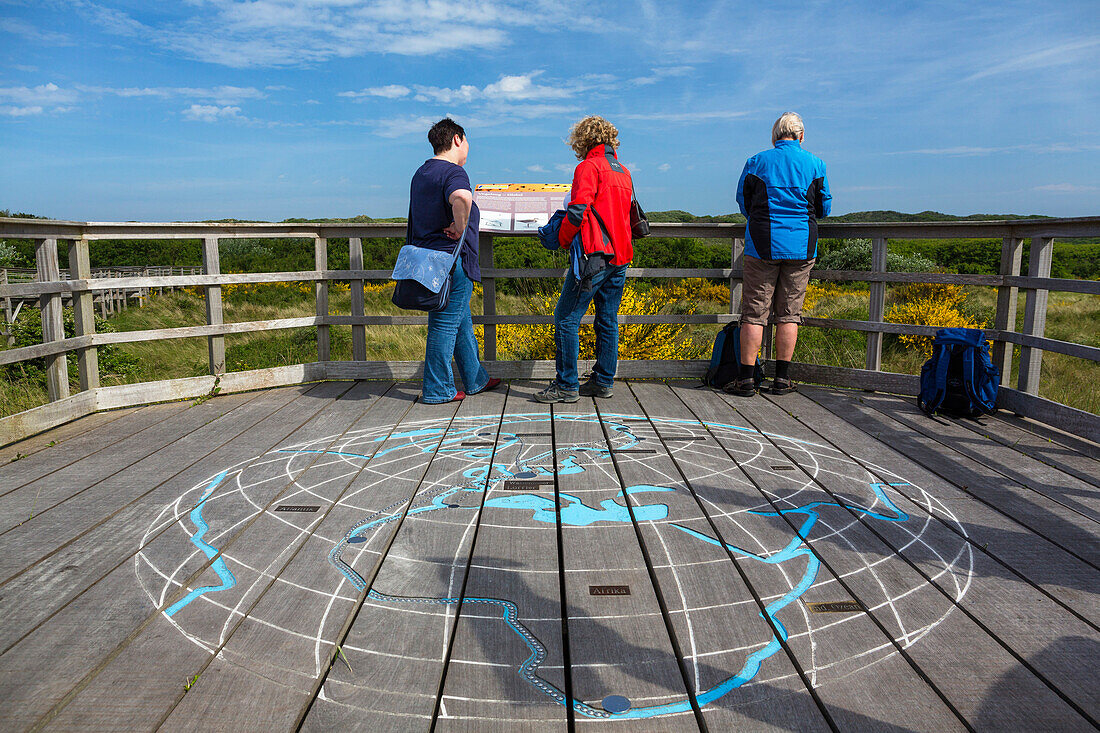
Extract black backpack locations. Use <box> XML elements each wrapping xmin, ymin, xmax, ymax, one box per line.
<box><xmin>918</xmin><ymin>328</ymin><xmax>999</xmax><ymax>417</ymax></box>
<box><xmin>704</xmin><ymin>322</ymin><xmax>764</xmax><ymax>389</ymax></box>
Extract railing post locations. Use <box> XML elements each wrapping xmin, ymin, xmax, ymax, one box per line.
<box><xmin>69</xmin><ymin>238</ymin><xmax>99</xmax><ymax>391</ymax></box>
<box><xmin>201</xmin><ymin>237</ymin><xmax>225</xmax><ymax>375</ymax></box>
<box><xmin>730</xmin><ymin>237</ymin><xmax>743</xmax><ymax>317</ymax></box>
<box><xmin>2</xmin><ymin>267</ymin><xmax>13</xmax><ymax>347</ymax></box>
<box><xmin>865</xmin><ymin>236</ymin><xmax>888</xmax><ymax>372</ymax></box>
<box><xmin>1018</xmin><ymin>236</ymin><xmax>1053</xmax><ymax>396</ymax></box>
<box><xmin>993</xmin><ymin>236</ymin><xmax>1024</xmax><ymax>386</ymax></box>
<box><xmin>315</xmin><ymin>237</ymin><xmax>330</xmax><ymax>362</ymax></box>
<box><xmin>349</xmin><ymin>237</ymin><xmax>366</xmax><ymax>361</ymax></box>
<box><xmin>36</xmin><ymin>237</ymin><xmax>70</xmax><ymax>401</ymax></box>
<box><xmin>480</xmin><ymin>233</ymin><xmax>496</xmax><ymax>361</ymax></box>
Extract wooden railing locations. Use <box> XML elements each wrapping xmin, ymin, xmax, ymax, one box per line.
<box><xmin>2</xmin><ymin>265</ymin><xmax>203</xmax><ymax>334</ymax></box>
<box><xmin>2</xmin><ymin>216</ymin><xmax>1098</xmax><ymax>443</ymax></box>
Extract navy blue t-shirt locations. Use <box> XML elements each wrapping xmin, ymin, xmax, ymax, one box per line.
<box><xmin>408</xmin><ymin>158</ymin><xmax>480</xmax><ymax>282</ymax></box>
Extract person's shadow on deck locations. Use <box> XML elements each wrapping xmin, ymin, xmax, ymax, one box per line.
<box><xmin>971</xmin><ymin>634</ymin><xmax>1099</xmax><ymax>730</ymax></box>
<box><xmin>434</xmin><ymin>554</ymin><xmax>930</xmax><ymax>732</ymax></box>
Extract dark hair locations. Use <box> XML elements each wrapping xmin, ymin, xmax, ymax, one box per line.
<box><xmin>428</xmin><ymin>118</ymin><xmax>466</xmax><ymax>154</ymax></box>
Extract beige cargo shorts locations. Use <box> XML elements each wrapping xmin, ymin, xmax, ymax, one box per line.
<box><xmin>740</xmin><ymin>255</ymin><xmax>816</xmax><ymax>326</ymax></box>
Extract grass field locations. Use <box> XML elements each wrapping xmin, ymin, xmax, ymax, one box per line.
<box><xmin>3</xmin><ymin>280</ymin><xmax>1097</xmax><ymax>417</ymax></box>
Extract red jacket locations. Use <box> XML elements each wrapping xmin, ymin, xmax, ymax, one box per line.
<box><xmin>558</xmin><ymin>144</ymin><xmax>634</xmax><ymax>265</ymax></box>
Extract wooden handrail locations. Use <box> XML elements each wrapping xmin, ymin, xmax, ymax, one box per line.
<box><xmin>2</xmin><ymin>216</ymin><xmax>1097</xmax><ymax>443</ymax></box>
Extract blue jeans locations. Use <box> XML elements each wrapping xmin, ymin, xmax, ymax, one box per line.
<box><xmin>553</xmin><ymin>264</ymin><xmax>628</xmax><ymax>392</ymax></box>
<box><xmin>422</xmin><ymin>265</ymin><xmax>489</xmax><ymax>403</ymax></box>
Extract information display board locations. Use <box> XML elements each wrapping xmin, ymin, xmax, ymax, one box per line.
<box><xmin>474</xmin><ymin>184</ymin><xmax>571</xmax><ymax>234</ymax></box>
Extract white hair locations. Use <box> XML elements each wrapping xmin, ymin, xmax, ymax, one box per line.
<box><xmin>771</xmin><ymin>112</ymin><xmax>804</xmax><ymax>144</ymax></box>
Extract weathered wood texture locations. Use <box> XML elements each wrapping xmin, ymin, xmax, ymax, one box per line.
<box><xmin>300</xmin><ymin>394</ymin><xmax>476</xmax><ymax>729</ymax></box>
<box><xmin>0</xmin><ymin>382</ymin><xmax>1097</xmax><ymax>731</ymax></box>
<box><xmin>67</xmin><ymin>238</ymin><xmax>99</xmax><ymax>391</ymax></box>
<box><xmin>201</xmin><ymin>237</ymin><xmax>225</xmax><ymax>376</ymax></box>
<box><xmin>1018</xmin><ymin>236</ymin><xmax>1053</xmax><ymax>395</ymax></box>
<box><xmin>552</xmin><ymin>396</ymin><xmax>698</xmax><ymax>731</ymax></box>
<box><xmin>35</xmin><ymin>237</ymin><xmax>69</xmax><ymax>402</ymax></box>
<box><xmin>3</xmin><ymin>216</ymin><xmax>1097</xmax><ymax>453</ymax></box>
<box><xmin>609</xmin><ymin>384</ymin><xmax>834</xmax><ymax>731</ymax></box>
<box><xmin>315</xmin><ymin>237</ymin><xmax>330</xmax><ymax>362</ymax></box>
<box><xmin>435</xmin><ymin>383</ymin><xmax>568</xmax><ymax>732</ymax></box>
<box><xmin>349</xmin><ymin>237</ymin><xmax>367</xmax><ymax>361</ymax></box>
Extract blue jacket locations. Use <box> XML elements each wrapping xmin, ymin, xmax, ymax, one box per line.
<box><xmin>538</xmin><ymin>209</ymin><xmax>596</xmax><ymax>283</ymax></box>
<box><xmin>736</xmin><ymin>139</ymin><xmax>831</xmax><ymax>260</ymax></box>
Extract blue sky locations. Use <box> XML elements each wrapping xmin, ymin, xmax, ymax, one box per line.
<box><xmin>1</xmin><ymin>0</ymin><xmax>1097</xmax><ymax>221</ymax></box>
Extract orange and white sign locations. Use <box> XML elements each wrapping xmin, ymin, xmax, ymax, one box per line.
<box><xmin>474</xmin><ymin>184</ymin><xmax>571</xmax><ymax>234</ymax></box>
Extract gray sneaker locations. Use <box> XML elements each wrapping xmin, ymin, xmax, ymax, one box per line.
<box><xmin>534</xmin><ymin>382</ymin><xmax>580</xmax><ymax>403</ymax></box>
<box><xmin>578</xmin><ymin>378</ymin><xmax>613</xmax><ymax>398</ymax></box>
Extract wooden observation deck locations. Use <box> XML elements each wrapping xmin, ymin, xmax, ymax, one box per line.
<box><xmin>0</xmin><ymin>217</ymin><xmax>1097</xmax><ymax>731</ymax></box>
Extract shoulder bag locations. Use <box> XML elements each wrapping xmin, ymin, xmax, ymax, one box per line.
<box><xmin>390</xmin><ymin>227</ymin><xmax>466</xmax><ymax>312</ymax></box>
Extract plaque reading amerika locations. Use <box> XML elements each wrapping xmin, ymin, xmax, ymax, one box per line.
<box><xmin>138</xmin><ymin>411</ymin><xmax>972</xmax><ymax>722</ymax></box>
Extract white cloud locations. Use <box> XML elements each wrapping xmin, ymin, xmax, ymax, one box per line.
<box><xmin>658</xmin><ymin>163</ymin><xmax>671</xmax><ymax>172</ymax></box>
<box><xmin>0</xmin><ymin>17</ymin><xmax>73</xmax><ymax>46</ymax></box>
<box><xmin>964</xmin><ymin>37</ymin><xmax>1100</xmax><ymax>81</ymax></box>
<box><xmin>413</xmin><ymin>73</ymin><xmax>569</xmax><ymax>105</ymax></box>
<box><xmin>620</xmin><ymin>109</ymin><xmax>751</xmax><ymax>123</ymax></box>
<box><xmin>183</xmin><ymin>104</ymin><xmax>243</xmax><ymax>122</ymax></box>
<box><xmin>0</xmin><ymin>82</ymin><xmax>79</xmax><ymax>107</ymax></box>
<box><xmin>0</xmin><ymin>105</ymin><xmax>44</xmax><ymax>117</ymax></box>
<box><xmin>373</xmin><ymin>114</ymin><xmax>441</xmax><ymax>138</ymax></box>
<box><xmin>484</xmin><ymin>73</ymin><xmax>567</xmax><ymax>100</ymax></box>
<box><xmin>1033</xmin><ymin>183</ymin><xmax>1099</xmax><ymax>193</ymax></box>
<box><xmin>629</xmin><ymin>66</ymin><xmax>694</xmax><ymax>86</ymax></box>
<box><xmin>339</xmin><ymin>85</ymin><xmax>411</xmax><ymax>100</ymax></box>
<box><xmin>77</xmin><ymin>85</ymin><xmax>265</xmax><ymax>105</ymax></box>
<box><xmin>72</xmin><ymin>0</ymin><xmax>593</xmax><ymax>68</ymax></box>
<box><xmin>413</xmin><ymin>84</ymin><xmax>481</xmax><ymax>104</ymax></box>
<box><xmin>527</xmin><ymin>164</ymin><xmax>548</xmax><ymax>173</ymax></box>
<box><xmin>892</xmin><ymin>143</ymin><xmax>1100</xmax><ymax>156</ymax></box>
<box><xmin>892</xmin><ymin>145</ymin><xmax>1002</xmax><ymax>156</ymax></box>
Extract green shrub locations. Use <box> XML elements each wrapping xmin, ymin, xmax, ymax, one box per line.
<box><xmin>3</xmin><ymin>308</ymin><xmax>140</xmax><ymax>383</ymax></box>
<box><xmin>0</xmin><ymin>241</ymin><xmax>25</xmax><ymax>267</ymax></box>
<box><xmin>816</xmin><ymin>239</ymin><xmax>937</xmax><ymax>272</ymax></box>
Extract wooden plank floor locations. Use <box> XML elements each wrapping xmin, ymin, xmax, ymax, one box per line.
<box><xmin>0</xmin><ymin>380</ymin><xmax>1097</xmax><ymax>732</ymax></box>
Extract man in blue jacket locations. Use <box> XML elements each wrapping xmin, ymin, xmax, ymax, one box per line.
<box><xmin>731</xmin><ymin>112</ymin><xmax>831</xmax><ymax>396</ymax></box>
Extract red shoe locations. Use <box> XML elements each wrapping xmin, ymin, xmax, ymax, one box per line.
<box><xmin>421</xmin><ymin>391</ymin><xmax>464</xmax><ymax>404</ymax></box>
<box><xmin>469</xmin><ymin>378</ymin><xmax>502</xmax><ymax>395</ymax></box>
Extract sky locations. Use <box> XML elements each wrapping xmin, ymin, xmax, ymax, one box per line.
<box><xmin>1</xmin><ymin>0</ymin><xmax>1098</xmax><ymax>221</ymax></box>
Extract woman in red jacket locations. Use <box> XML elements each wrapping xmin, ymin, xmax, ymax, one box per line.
<box><xmin>535</xmin><ymin>116</ymin><xmax>634</xmax><ymax>403</ymax></box>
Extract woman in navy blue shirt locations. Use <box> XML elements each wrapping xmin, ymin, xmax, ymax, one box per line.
<box><xmin>408</xmin><ymin>118</ymin><xmax>500</xmax><ymax>403</ymax></box>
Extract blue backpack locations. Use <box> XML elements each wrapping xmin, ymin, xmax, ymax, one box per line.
<box><xmin>705</xmin><ymin>322</ymin><xmax>764</xmax><ymax>389</ymax></box>
<box><xmin>918</xmin><ymin>328</ymin><xmax>999</xmax><ymax>417</ymax></box>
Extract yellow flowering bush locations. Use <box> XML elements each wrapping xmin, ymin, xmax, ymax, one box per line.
<box><xmin>495</xmin><ymin>282</ymin><xmax>697</xmax><ymax>361</ymax></box>
<box><xmin>885</xmin><ymin>282</ymin><xmax>982</xmax><ymax>353</ymax></box>
<box><xmin>802</xmin><ymin>282</ymin><xmax>845</xmax><ymax>314</ymax></box>
<box><xmin>182</xmin><ymin>280</ymin><xmax>314</xmax><ymax>299</ymax></box>
<box><xmin>659</xmin><ymin>278</ymin><xmax>730</xmax><ymax>304</ymax></box>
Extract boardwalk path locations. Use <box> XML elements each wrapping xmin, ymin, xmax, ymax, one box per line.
<box><xmin>0</xmin><ymin>381</ymin><xmax>1096</xmax><ymax>731</ymax></box>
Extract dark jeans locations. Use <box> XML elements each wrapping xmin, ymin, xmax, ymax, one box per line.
<box><xmin>552</xmin><ymin>264</ymin><xmax>628</xmax><ymax>392</ymax></box>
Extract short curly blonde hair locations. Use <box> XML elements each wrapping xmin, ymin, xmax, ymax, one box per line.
<box><xmin>568</xmin><ymin>116</ymin><xmax>619</xmax><ymax>160</ymax></box>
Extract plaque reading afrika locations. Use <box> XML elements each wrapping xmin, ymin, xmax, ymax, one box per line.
<box><xmin>474</xmin><ymin>183</ymin><xmax>570</xmax><ymax>233</ymax></box>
